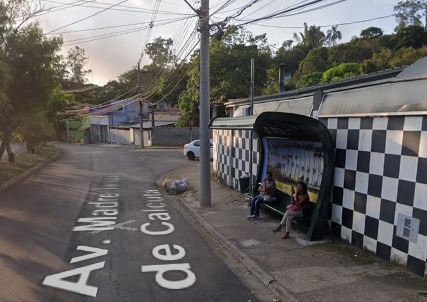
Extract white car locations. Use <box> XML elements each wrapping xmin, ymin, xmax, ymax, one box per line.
<box><xmin>183</xmin><ymin>139</ymin><xmax>213</xmax><ymax>161</ymax></box>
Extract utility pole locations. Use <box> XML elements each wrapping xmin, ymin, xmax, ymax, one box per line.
<box><xmin>138</xmin><ymin>61</ymin><xmax>144</xmax><ymax>149</ymax></box>
<box><xmin>249</xmin><ymin>58</ymin><xmax>254</xmax><ymax>195</ymax></box>
<box><xmin>199</xmin><ymin>0</ymin><xmax>211</xmax><ymax>207</ymax></box>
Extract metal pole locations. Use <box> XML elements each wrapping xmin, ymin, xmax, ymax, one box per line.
<box><xmin>66</xmin><ymin>120</ymin><xmax>70</xmax><ymax>143</ymax></box>
<box><xmin>249</xmin><ymin>58</ymin><xmax>254</xmax><ymax>195</ymax></box>
<box><xmin>199</xmin><ymin>0</ymin><xmax>211</xmax><ymax>207</ymax></box>
<box><xmin>138</xmin><ymin>62</ymin><xmax>144</xmax><ymax>149</ymax></box>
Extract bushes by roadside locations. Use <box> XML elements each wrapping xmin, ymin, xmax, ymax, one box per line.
<box><xmin>0</xmin><ymin>145</ymin><xmax>58</xmax><ymax>185</ymax></box>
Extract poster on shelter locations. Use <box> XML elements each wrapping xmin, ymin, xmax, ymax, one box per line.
<box><xmin>266</xmin><ymin>138</ymin><xmax>324</xmax><ymax>202</ymax></box>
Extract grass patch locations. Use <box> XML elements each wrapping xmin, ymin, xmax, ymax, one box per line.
<box><xmin>0</xmin><ymin>145</ymin><xmax>59</xmax><ymax>185</ymax></box>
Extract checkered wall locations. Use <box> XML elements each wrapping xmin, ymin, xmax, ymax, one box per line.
<box><xmin>213</xmin><ymin>129</ymin><xmax>260</xmax><ymax>190</ymax></box>
<box><xmin>323</xmin><ymin>116</ymin><xmax>427</xmax><ymax>278</ymax></box>
<box><xmin>213</xmin><ymin>115</ymin><xmax>427</xmax><ymax>277</ymax></box>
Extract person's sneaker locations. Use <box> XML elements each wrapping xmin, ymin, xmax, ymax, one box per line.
<box><xmin>246</xmin><ymin>215</ymin><xmax>256</xmax><ymax>219</ymax></box>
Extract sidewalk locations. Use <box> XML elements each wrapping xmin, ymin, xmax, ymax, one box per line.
<box><xmin>160</xmin><ymin>164</ymin><xmax>427</xmax><ymax>302</ymax></box>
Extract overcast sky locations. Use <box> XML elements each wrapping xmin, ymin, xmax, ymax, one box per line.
<box><xmin>35</xmin><ymin>0</ymin><xmax>400</xmax><ymax>86</ymax></box>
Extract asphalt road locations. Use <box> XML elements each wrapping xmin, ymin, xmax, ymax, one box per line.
<box><xmin>0</xmin><ymin>143</ymin><xmax>257</xmax><ymax>302</ymax></box>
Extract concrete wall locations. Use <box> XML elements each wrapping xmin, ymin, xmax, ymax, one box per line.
<box><xmin>323</xmin><ymin>115</ymin><xmax>427</xmax><ymax>278</ymax></box>
<box><xmin>133</xmin><ymin>129</ymin><xmax>152</xmax><ymax>147</ymax></box>
<box><xmin>214</xmin><ymin>115</ymin><xmax>427</xmax><ymax>278</ymax></box>
<box><xmin>151</xmin><ymin>127</ymin><xmax>201</xmax><ymax>146</ymax></box>
<box><xmin>110</xmin><ymin>128</ymin><xmax>131</xmax><ymax>145</ymax></box>
<box><xmin>91</xmin><ymin>125</ymin><xmax>109</xmax><ymax>143</ymax></box>
<box><xmin>213</xmin><ymin>129</ymin><xmax>259</xmax><ymax>189</ymax></box>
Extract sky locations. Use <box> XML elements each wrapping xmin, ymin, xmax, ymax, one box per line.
<box><xmin>34</xmin><ymin>0</ymin><xmax>401</xmax><ymax>86</ymax></box>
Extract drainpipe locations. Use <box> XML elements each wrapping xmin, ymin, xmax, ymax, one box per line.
<box><xmin>279</xmin><ymin>63</ymin><xmax>285</xmax><ymax>93</ymax></box>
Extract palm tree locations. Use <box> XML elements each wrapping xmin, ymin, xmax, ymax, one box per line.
<box><xmin>293</xmin><ymin>23</ymin><xmax>326</xmax><ymax>49</ymax></box>
<box><xmin>326</xmin><ymin>25</ymin><xmax>342</xmax><ymax>46</ymax></box>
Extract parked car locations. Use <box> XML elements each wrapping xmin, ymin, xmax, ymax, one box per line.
<box><xmin>183</xmin><ymin>139</ymin><xmax>213</xmax><ymax>161</ymax></box>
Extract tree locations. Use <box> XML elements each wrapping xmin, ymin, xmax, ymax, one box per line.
<box><xmin>145</xmin><ymin>37</ymin><xmax>176</xmax><ymax>67</ymax></box>
<box><xmin>65</xmin><ymin>46</ymin><xmax>91</xmax><ymax>86</ymax></box>
<box><xmin>394</xmin><ymin>0</ymin><xmax>427</xmax><ymax>30</ymax></box>
<box><xmin>281</xmin><ymin>39</ymin><xmax>294</xmax><ymax>50</ymax></box>
<box><xmin>321</xmin><ymin>63</ymin><xmax>361</xmax><ymax>83</ymax></box>
<box><xmin>296</xmin><ymin>71</ymin><xmax>323</xmax><ymax>88</ymax></box>
<box><xmin>360</xmin><ymin>27</ymin><xmax>384</xmax><ymax>39</ymax></box>
<box><xmin>360</xmin><ymin>48</ymin><xmax>393</xmax><ymax>73</ymax></box>
<box><xmin>393</xmin><ymin>25</ymin><xmax>427</xmax><ymax>49</ymax></box>
<box><xmin>295</xmin><ymin>47</ymin><xmax>330</xmax><ymax>78</ymax></box>
<box><xmin>328</xmin><ymin>39</ymin><xmax>378</xmax><ymax>64</ymax></box>
<box><xmin>326</xmin><ymin>26</ymin><xmax>342</xmax><ymax>46</ymax></box>
<box><xmin>46</xmin><ymin>86</ymin><xmax>75</xmax><ymax>139</ymax></box>
<box><xmin>293</xmin><ymin>23</ymin><xmax>326</xmax><ymax>50</ymax></box>
<box><xmin>3</xmin><ymin>23</ymin><xmax>63</xmax><ymax>154</ymax></box>
<box><xmin>274</xmin><ymin>43</ymin><xmax>309</xmax><ymax>78</ymax></box>
<box><xmin>390</xmin><ymin>46</ymin><xmax>427</xmax><ymax>67</ymax></box>
<box><xmin>178</xmin><ymin>27</ymin><xmax>272</xmax><ymax>125</ymax></box>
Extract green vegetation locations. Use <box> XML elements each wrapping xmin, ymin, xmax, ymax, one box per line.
<box><xmin>0</xmin><ymin>1</ymin><xmax>75</xmax><ymax>161</ymax></box>
<box><xmin>0</xmin><ymin>145</ymin><xmax>58</xmax><ymax>185</ymax></box>
<box><xmin>1</xmin><ymin>0</ymin><xmax>427</xmax><ymax>147</ymax></box>
<box><xmin>80</xmin><ymin>0</ymin><xmax>427</xmax><ymax>126</ymax></box>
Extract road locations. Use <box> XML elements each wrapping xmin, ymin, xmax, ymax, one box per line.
<box><xmin>0</xmin><ymin>143</ymin><xmax>257</xmax><ymax>302</ymax></box>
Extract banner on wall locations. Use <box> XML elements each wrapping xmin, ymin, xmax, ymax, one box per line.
<box><xmin>262</xmin><ymin>138</ymin><xmax>324</xmax><ymax>202</ymax></box>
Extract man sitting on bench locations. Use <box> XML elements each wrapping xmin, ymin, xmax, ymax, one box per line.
<box><xmin>247</xmin><ymin>171</ymin><xmax>276</xmax><ymax>220</ymax></box>
<box><xmin>272</xmin><ymin>181</ymin><xmax>310</xmax><ymax>239</ymax></box>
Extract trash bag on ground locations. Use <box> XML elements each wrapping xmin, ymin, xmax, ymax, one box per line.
<box><xmin>166</xmin><ymin>178</ymin><xmax>190</xmax><ymax>194</ymax></box>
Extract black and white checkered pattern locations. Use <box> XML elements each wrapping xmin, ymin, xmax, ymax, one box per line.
<box><xmin>213</xmin><ymin>129</ymin><xmax>260</xmax><ymax>190</ymax></box>
<box><xmin>324</xmin><ymin>116</ymin><xmax>427</xmax><ymax>277</ymax></box>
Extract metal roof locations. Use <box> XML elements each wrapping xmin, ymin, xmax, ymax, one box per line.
<box><xmin>318</xmin><ymin>78</ymin><xmax>427</xmax><ymax>117</ymax></box>
<box><xmin>128</xmin><ymin>121</ymin><xmax>176</xmax><ymax>129</ymax></box>
<box><xmin>225</xmin><ymin>67</ymin><xmax>405</xmax><ymax>108</ymax></box>
<box><xmin>226</xmin><ymin>58</ymin><xmax>427</xmax><ymax>118</ymax></box>
<box><xmin>209</xmin><ymin>116</ymin><xmax>256</xmax><ymax>130</ymax></box>
<box><xmin>394</xmin><ymin>56</ymin><xmax>427</xmax><ymax>82</ymax></box>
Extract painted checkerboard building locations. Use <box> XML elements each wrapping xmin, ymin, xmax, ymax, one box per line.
<box><xmin>212</xmin><ymin>58</ymin><xmax>427</xmax><ymax>278</ymax></box>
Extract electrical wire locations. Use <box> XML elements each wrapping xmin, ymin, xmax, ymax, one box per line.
<box><xmin>62</xmin><ymin>16</ymin><xmax>195</xmax><ymax>46</ymax></box>
<box><xmin>45</xmin><ymin>0</ymin><xmax>130</xmax><ymax>35</ymax></box>
<box><xmin>52</xmin><ymin>16</ymin><xmax>187</xmax><ymax>34</ymax></box>
<box><xmin>40</xmin><ymin>0</ymin><xmax>193</xmax><ymax>16</ymax></box>
<box><xmin>234</xmin><ymin>0</ymin><xmax>347</xmax><ymax>26</ymax></box>
<box><xmin>251</xmin><ymin>14</ymin><xmax>395</xmax><ymax>29</ymax></box>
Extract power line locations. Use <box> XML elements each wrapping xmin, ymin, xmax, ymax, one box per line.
<box><xmin>211</xmin><ymin>0</ymin><xmax>239</xmax><ymax>16</ymax></box>
<box><xmin>51</xmin><ymin>16</ymin><xmax>186</xmax><ymax>34</ymax></box>
<box><xmin>236</xmin><ymin>0</ymin><xmax>347</xmax><ymax>26</ymax></box>
<box><xmin>250</xmin><ymin>14</ymin><xmax>395</xmax><ymax>29</ymax></box>
<box><xmin>138</xmin><ymin>0</ymin><xmax>161</xmax><ymax>63</ymax></box>
<box><xmin>40</xmin><ymin>0</ymin><xmax>192</xmax><ymax>16</ymax></box>
<box><xmin>112</xmin><ymin>1</ymin><xmax>197</xmax><ymax>85</ymax></box>
<box><xmin>62</xmin><ymin>17</ymin><xmax>194</xmax><ymax>46</ymax></box>
<box><xmin>36</xmin><ymin>0</ymin><xmax>98</xmax><ymax>18</ymax></box>
<box><xmin>45</xmin><ymin>0</ymin><xmax>130</xmax><ymax>35</ymax></box>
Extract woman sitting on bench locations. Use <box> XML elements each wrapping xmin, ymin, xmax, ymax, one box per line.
<box><xmin>247</xmin><ymin>172</ymin><xmax>276</xmax><ymax>219</ymax></box>
<box><xmin>272</xmin><ymin>181</ymin><xmax>309</xmax><ymax>239</ymax></box>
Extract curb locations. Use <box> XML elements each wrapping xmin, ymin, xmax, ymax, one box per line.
<box><xmin>0</xmin><ymin>149</ymin><xmax>61</xmax><ymax>194</ymax></box>
<box><xmin>175</xmin><ymin>195</ymin><xmax>300</xmax><ymax>302</ymax></box>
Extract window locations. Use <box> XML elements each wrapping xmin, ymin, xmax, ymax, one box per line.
<box><xmin>193</xmin><ymin>141</ymin><xmax>200</xmax><ymax>146</ymax></box>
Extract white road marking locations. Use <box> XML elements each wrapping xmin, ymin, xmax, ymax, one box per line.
<box><xmin>102</xmin><ymin>240</ymin><xmax>111</xmax><ymax>244</ymax></box>
<box><xmin>90</xmin><ymin>220</ymin><xmax>138</xmax><ymax>234</ymax></box>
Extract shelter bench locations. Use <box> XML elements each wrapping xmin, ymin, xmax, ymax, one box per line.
<box><xmin>244</xmin><ymin>184</ymin><xmax>315</xmax><ymax>228</ymax></box>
